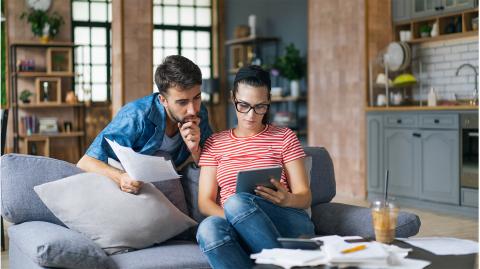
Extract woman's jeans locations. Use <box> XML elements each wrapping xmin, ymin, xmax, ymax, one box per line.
<box><xmin>196</xmin><ymin>193</ymin><xmax>315</xmax><ymax>269</ymax></box>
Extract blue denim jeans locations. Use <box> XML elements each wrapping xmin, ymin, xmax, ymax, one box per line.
<box><xmin>196</xmin><ymin>193</ymin><xmax>315</xmax><ymax>269</ymax></box>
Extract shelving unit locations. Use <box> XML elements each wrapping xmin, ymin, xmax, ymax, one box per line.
<box><xmin>224</xmin><ymin>37</ymin><xmax>308</xmax><ymax>141</ymax></box>
<box><xmin>9</xmin><ymin>42</ymin><xmax>85</xmax><ymax>161</ymax></box>
<box><xmin>393</xmin><ymin>8</ymin><xmax>478</xmax><ymax>43</ymax></box>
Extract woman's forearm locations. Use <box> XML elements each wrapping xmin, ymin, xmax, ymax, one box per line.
<box><xmin>286</xmin><ymin>191</ymin><xmax>312</xmax><ymax>209</ymax></box>
<box><xmin>199</xmin><ymin>199</ymin><xmax>225</xmax><ymax>218</ymax></box>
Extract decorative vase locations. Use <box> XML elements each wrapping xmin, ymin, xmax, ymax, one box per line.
<box><xmin>40</xmin><ymin>35</ymin><xmax>50</xmax><ymax>44</ymax></box>
<box><xmin>290</xmin><ymin>80</ymin><xmax>300</xmax><ymax>97</ymax></box>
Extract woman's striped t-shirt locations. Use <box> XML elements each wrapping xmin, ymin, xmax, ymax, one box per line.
<box><xmin>198</xmin><ymin>124</ymin><xmax>306</xmax><ymax>206</ymax></box>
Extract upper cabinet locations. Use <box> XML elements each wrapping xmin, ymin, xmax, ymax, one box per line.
<box><xmin>392</xmin><ymin>0</ymin><xmax>412</xmax><ymax>22</ymax></box>
<box><xmin>393</xmin><ymin>0</ymin><xmax>477</xmax><ymax>22</ymax></box>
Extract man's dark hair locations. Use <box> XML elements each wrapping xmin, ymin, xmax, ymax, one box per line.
<box><xmin>154</xmin><ymin>55</ymin><xmax>202</xmax><ymax>95</ymax></box>
<box><xmin>232</xmin><ymin>65</ymin><xmax>272</xmax><ymax>124</ymax></box>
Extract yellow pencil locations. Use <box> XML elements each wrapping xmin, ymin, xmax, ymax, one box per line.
<box><xmin>341</xmin><ymin>244</ymin><xmax>367</xmax><ymax>254</ymax></box>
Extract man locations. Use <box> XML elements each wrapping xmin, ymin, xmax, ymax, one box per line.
<box><xmin>77</xmin><ymin>55</ymin><xmax>212</xmax><ymax>194</ymax></box>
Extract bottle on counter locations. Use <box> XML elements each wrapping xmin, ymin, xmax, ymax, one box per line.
<box><xmin>428</xmin><ymin>87</ymin><xmax>437</xmax><ymax>107</ymax></box>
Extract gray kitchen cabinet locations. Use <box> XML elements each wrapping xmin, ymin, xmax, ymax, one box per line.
<box><xmin>384</xmin><ymin>128</ymin><xmax>419</xmax><ymax>199</ymax></box>
<box><xmin>367</xmin><ymin>114</ymin><xmax>384</xmax><ymax>193</ymax></box>
<box><xmin>411</xmin><ymin>0</ymin><xmax>476</xmax><ymax>18</ymax></box>
<box><xmin>392</xmin><ymin>0</ymin><xmax>412</xmax><ymax>22</ymax></box>
<box><xmin>420</xmin><ymin>130</ymin><xmax>460</xmax><ymax>204</ymax></box>
<box><xmin>367</xmin><ymin>111</ymin><xmax>465</xmax><ymax>208</ymax></box>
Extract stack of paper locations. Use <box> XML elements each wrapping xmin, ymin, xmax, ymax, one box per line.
<box><xmin>397</xmin><ymin>237</ymin><xmax>479</xmax><ymax>255</ymax></box>
<box><xmin>251</xmin><ymin>248</ymin><xmax>327</xmax><ymax>269</ymax></box>
<box><xmin>251</xmin><ymin>236</ymin><xmax>431</xmax><ymax>269</ymax></box>
<box><xmin>106</xmin><ymin>138</ymin><xmax>180</xmax><ymax>182</ymax></box>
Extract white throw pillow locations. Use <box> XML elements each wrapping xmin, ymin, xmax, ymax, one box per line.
<box><xmin>34</xmin><ymin>172</ymin><xmax>197</xmax><ymax>254</ymax></box>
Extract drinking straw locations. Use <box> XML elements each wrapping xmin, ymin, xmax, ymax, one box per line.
<box><xmin>384</xmin><ymin>170</ymin><xmax>389</xmax><ymax>205</ymax></box>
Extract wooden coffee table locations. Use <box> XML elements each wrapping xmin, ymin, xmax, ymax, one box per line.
<box><xmin>253</xmin><ymin>240</ymin><xmax>478</xmax><ymax>269</ymax></box>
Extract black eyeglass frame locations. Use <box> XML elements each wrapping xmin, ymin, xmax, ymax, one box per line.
<box><xmin>233</xmin><ymin>98</ymin><xmax>271</xmax><ymax>115</ymax></box>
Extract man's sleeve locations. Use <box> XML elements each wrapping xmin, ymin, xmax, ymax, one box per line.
<box><xmin>85</xmin><ymin>114</ymin><xmax>142</xmax><ymax>163</ymax></box>
<box><xmin>199</xmin><ymin>104</ymin><xmax>213</xmax><ymax>147</ymax></box>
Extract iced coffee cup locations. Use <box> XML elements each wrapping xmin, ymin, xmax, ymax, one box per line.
<box><xmin>371</xmin><ymin>200</ymin><xmax>398</xmax><ymax>244</ymax></box>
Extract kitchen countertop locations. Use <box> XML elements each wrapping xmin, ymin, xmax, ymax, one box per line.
<box><xmin>366</xmin><ymin>105</ymin><xmax>478</xmax><ymax>112</ymax></box>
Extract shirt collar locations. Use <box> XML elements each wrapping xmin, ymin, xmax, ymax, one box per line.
<box><xmin>147</xmin><ymin>93</ymin><xmax>167</xmax><ymax>128</ymax></box>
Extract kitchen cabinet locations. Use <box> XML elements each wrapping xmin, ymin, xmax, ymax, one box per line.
<box><xmin>411</xmin><ymin>0</ymin><xmax>476</xmax><ymax>18</ymax></box>
<box><xmin>420</xmin><ymin>130</ymin><xmax>459</xmax><ymax>204</ymax></box>
<box><xmin>367</xmin><ymin>114</ymin><xmax>384</xmax><ymax>193</ymax></box>
<box><xmin>392</xmin><ymin>0</ymin><xmax>412</xmax><ymax>22</ymax></box>
<box><xmin>367</xmin><ymin>111</ymin><xmax>461</xmax><ymax>206</ymax></box>
<box><xmin>384</xmin><ymin>128</ymin><xmax>419</xmax><ymax>198</ymax></box>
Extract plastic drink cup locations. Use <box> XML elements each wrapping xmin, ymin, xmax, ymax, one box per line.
<box><xmin>371</xmin><ymin>200</ymin><xmax>398</xmax><ymax>243</ymax></box>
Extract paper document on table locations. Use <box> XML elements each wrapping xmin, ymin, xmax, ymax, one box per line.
<box><xmin>251</xmin><ymin>248</ymin><xmax>327</xmax><ymax>268</ymax></box>
<box><xmin>397</xmin><ymin>237</ymin><xmax>479</xmax><ymax>255</ymax></box>
<box><xmin>106</xmin><ymin>138</ymin><xmax>180</xmax><ymax>182</ymax></box>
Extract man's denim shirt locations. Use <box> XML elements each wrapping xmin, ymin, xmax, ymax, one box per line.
<box><xmin>86</xmin><ymin>92</ymin><xmax>213</xmax><ymax>167</ymax></box>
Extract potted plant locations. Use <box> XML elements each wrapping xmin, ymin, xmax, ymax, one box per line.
<box><xmin>19</xmin><ymin>89</ymin><xmax>33</xmax><ymax>104</ymax></box>
<box><xmin>20</xmin><ymin>10</ymin><xmax>64</xmax><ymax>43</ymax></box>
<box><xmin>274</xmin><ymin>43</ymin><xmax>305</xmax><ymax>97</ymax></box>
<box><xmin>419</xmin><ymin>24</ymin><xmax>431</xmax><ymax>38</ymax></box>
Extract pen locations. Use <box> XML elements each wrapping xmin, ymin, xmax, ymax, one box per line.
<box><xmin>341</xmin><ymin>244</ymin><xmax>367</xmax><ymax>254</ymax></box>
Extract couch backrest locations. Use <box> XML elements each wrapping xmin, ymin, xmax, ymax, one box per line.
<box><xmin>304</xmin><ymin>147</ymin><xmax>336</xmax><ymax>206</ymax></box>
<box><xmin>1</xmin><ymin>154</ymin><xmax>82</xmax><ymax>225</ymax></box>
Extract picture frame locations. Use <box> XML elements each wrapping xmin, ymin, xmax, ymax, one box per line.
<box><xmin>46</xmin><ymin>48</ymin><xmax>72</xmax><ymax>75</ymax></box>
<box><xmin>35</xmin><ymin>77</ymin><xmax>61</xmax><ymax>104</ymax></box>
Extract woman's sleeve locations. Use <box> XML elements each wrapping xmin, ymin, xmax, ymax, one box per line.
<box><xmin>281</xmin><ymin>128</ymin><xmax>306</xmax><ymax>163</ymax></box>
<box><xmin>198</xmin><ymin>136</ymin><xmax>218</xmax><ymax>167</ymax></box>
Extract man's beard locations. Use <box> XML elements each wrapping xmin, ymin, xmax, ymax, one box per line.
<box><xmin>167</xmin><ymin>107</ymin><xmax>200</xmax><ymax>124</ymax></box>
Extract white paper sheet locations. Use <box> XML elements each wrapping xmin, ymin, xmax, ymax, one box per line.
<box><xmin>397</xmin><ymin>237</ymin><xmax>479</xmax><ymax>255</ymax></box>
<box><xmin>106</xmin><ymin>138</ymin><xmax>180</xmax><ymax>182</ymax></box>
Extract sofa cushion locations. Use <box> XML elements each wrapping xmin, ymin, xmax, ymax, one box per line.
<box><xmin>8</xmin><ymin>221</ymin><xmax>114</xmax><ymax>269</ymax></box>
<box><xmin>1</xmin><ymin>154</ymin><xmax>82</xmax><ymax>226</ymax></box>
<box><xmin>303</xmin><ymin>147</ymin><xmax>336</xmax><ymax>206</ymax></box>
<box><xmin>34</xmin><ymin>172</ymin><xmax>197</xmax><ymax>254</ymax></box>
<box><xmin>110</xmin><ymin>240</ymin><xmax>210</xmax><ymax>269</ymax></box>
<box><xmin>109</xmin><ymin>157</ymin><xmax>189</xmax><ymax>216</ymax></box>
<box><xmin>311</xmin><ymin>202</ymin><xmax>421</xmax><ymax>239</ymax></box>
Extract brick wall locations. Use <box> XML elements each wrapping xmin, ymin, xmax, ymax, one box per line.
<box><xmin>411</xmin><ymin>36</ymin><xmax>478</xmax><ymax>102</ymax></box>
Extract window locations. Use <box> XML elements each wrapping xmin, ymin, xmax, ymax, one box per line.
<box><xmin>152</xmin><ymin>0</ymin><xmax>212</xmax><ymax>91</ymax></box>
<box><xmin>72</xmin><ymin>0</ymin><xmax>112</xmax><ymax>102</ymax></box>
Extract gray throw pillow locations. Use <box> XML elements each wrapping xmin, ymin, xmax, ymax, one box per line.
<box><xmin>8</xmin><ymin>221</ymin><xmax>114</xmax><ymax>269</ymax></box>
<box><xmin>34</xmin><ymin>172</ymin><xmax>197</xmax><ymax>255</ymax></box>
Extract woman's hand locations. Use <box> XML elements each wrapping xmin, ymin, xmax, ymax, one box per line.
<box><xmin>118</xmin><ymin>173</ymin><xmax>144</xmax><ymax>194</ymax></box>
<box><xmin>254</xmin><ymin>179</ymin><xmax>292</xmax><ymax>207</ymax></box>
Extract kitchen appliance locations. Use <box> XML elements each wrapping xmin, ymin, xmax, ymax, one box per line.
<box><xmin>460</xmin><ymin>113</ymin><xmax>478</xmax><ymax>189</ymax></box>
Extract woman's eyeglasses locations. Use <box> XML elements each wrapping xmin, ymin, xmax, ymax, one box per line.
<box><xmin>234</xmin><ymin>99</ymin><xmax>270</xmax><ymax>115</ymax></box>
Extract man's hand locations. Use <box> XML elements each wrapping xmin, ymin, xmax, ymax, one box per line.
<box><xmin>178</xmin><ymin>117</ymin><xmax>201</xmax><ymax>157</ymax></box>
<box><xmin>254</xmin><ymin>179</ymin><xmax>292</xmax><ymax>207</ymax></box>
<box><xmin>118</xmin><ymin>173</ymin><xmax>144</xmax><ymax>194</ymax></box>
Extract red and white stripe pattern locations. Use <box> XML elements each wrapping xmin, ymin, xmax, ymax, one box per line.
<box><xmin>199</xmin><ymin>124</ymin><xmax>306</xmax><ymax>206</ymax></box>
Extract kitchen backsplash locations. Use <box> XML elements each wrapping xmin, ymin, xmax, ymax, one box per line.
<box><xmin>411</xmin><ymin>36</ymin><xmax>478</xmax><ymax>101</ymax></box>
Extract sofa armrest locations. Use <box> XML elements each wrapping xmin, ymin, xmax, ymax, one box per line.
<box><xmin>311</xmin><ymin>203</ymin><xmax>421</xmax><ymax>239</ymax></box>
<box><xmin>8</xmin><ymin>221</ymin><xmax>115</xmax><ymax>269</ymax></box>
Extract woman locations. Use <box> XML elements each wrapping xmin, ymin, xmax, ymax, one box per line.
<box><xmin>196</xmin><ymin>65</ymin><xmax>314</xmax><ymax>269</ymax></box>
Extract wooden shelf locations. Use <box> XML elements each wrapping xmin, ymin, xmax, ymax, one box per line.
<box><xmin>394</xmin><ymin>8</ymin><xmax>478</xmax><ymax>44</ymax></box>
<box><xmin>18</xmin><ymin>131</ymin><xmax>85</xmax><ymax>139</ymax></box>
<box><xmin>271</xmin><ymin>96</ymin><xmax>307</xmax><ymax>102</ymax></box>
<box><xmin>225</xmin><ymin>36</ymin><xmax>280</xmax><ymax>46</ymax></box>
<box><xmin>10</xmin><ymin>41</ymin><xmax>75</xmax><ymax>47</ymax></box>
<box><xmin>366</xmin><ymin>105</ymin><xmax>478</xmax><ymax>112</ymax></box>
<box><xmin>16</xmin><ymin>103</ymin><xmax>84</xmax><ymax>108</ymax></box>
<box><xmin>13</xmin><ymin>72</ymin><xmax>75</xmax><ymax>77</ymax></box>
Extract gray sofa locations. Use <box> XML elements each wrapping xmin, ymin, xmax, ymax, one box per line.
<box><xmin>1</xmin><ymin>147</ymin><xmax>421</xmax><ymax>269</ymax></box>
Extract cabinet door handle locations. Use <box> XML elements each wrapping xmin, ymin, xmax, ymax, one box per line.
<box><xmin>434</xmin><ymin>119</ymin><xmax>440</xmax><ymax>124</ymax></box>
<box><xmin>397</xmin><ymin>119</ymin><xmax>402</xmax><ymax>124</ymax></box>
<box><xmin>412</xmin><ymin>133</ymin><xmax>422</xmax><ymax>138</ymax></box>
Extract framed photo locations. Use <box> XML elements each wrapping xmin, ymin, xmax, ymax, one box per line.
<box><xmin>35</xmin><ymin>77</ymin><xmax>62</xmax><ymax>104</ymax></box>
<box><xmin>46</xmin><ymin>48</ymin><xmax>72</xmax><ymax>75</ymax></box>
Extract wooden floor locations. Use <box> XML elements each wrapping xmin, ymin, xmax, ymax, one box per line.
<box><xmin>0</xmin><ymin>196</ymin><xmax>478</xmax><ymax>268</ymax></box>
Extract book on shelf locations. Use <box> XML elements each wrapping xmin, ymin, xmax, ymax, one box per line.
<box><xmin>20</xmin><ymin>115</ymin><xmax>38</xmax><ymax>135</ymax></box>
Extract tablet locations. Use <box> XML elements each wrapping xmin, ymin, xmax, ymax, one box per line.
<box><xmin>236</xmin><ymin>166</ymin><xmax>282</xmax><ymax>194</ymax></box>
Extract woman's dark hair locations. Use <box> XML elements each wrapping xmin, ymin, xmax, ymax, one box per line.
<box><xmin>232</xmin><ymin>65</ymin><xmax>272</xmax><ymax>124</ymax></box>
<box><xmin>154</xmin><ymin>55</ymin><xmax>202</xmax><ymax>95</ymax></box>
